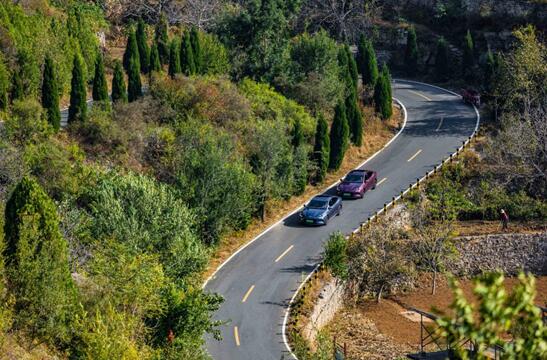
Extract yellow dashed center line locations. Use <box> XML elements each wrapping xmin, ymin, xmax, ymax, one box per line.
<box><xmin>275</xmin><ymin>245</ymin><xmax>294</xmax><ymax>263</ymax></box>
<box><xmin>234</xmin><ymin>326</ymin><xmax>240</xmax><ymax>346</ymax></box>
<box><xmin>377</xmin><ymin>177</ymin><xmax>387</xmax><ymax>186</ymax></box>
<box><xmin>242</xmin><ymin>285</ymin><xmax>255</xmax><ymax>303</ymax></box>
<box><xmin>409</xmin><ymin>90</ymin><xmax>432</xmax><ymax>101</ymax></box>
<box><xmin>407</xmin><ymin>149</ymin><xmax>422</xmax><ymax>162</ymax></box>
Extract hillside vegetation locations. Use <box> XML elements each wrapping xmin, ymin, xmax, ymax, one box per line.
<box><xmin>0</xmin><ymin>1</ymin><xmax>402</xmax><ymax>358</ymax></box>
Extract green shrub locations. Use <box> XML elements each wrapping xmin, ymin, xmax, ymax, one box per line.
<box><xmin>4</xmin><ymin>99</ymin><xmax>51</xmax><ymax>145</ymax></box>
<box><xmin>323</xmin><ymin>232</ymin><xmax>348</xmax><ymax>280</ymax></box>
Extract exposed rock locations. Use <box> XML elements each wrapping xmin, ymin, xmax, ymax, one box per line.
<box><xmin>450</xmin><ymin>232</ymin><xmax>547</xmax><ymax>276</ymax></box>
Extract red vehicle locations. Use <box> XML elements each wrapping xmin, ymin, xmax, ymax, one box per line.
<box><xmin>336</xmin><ymin>169</ymin><xmax>377</xmax><ymax>199</ymax></box>
<box><xmin>461</xmin><ymin>88</ymin><xmax>480</xmax><ymax>107</ymax></box>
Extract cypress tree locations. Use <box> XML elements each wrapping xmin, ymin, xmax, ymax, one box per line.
<box><xmin>149</xmin><ymin>43</ymin><xmax>162</xmax><ymax>73</ymax></box>
<box><xmin>346</xmin><ymin>89</ymin><xmax>363</xmax><ymax>146</ymax></box>
<box><xmin>462</xmin><ymin>30</ymin><xmax>474</xmax><ymax>80</ymax></box>
<box><xmin>41</xmin><ymin>56</ymin><xmax>61</xmax><ymax>131</ymax></box>
<box><xmin>127</xmin><ymin>56</ymin><xmax>142</xmax><ymax>102</ymax></box>
<box><xmin>190</xmin><ymin>27</ymin><xmax>203</xmax><ymax>74</ymax></box>
<box><xmin>155</xmin><ymin>14</ymin><xmax>170</xmax><ymax>65</ymax></box>
<box><xmin>123</xmin><ymin>30</ymin><xmax>140</xmax><ymax>73</ymax></box>
<box><xmin>313</xmin><ymin>113</ymin><xmax>330</xmax><ymax>183</ymax></box>
<box><xmin>374</xmin><ymin>67</ymin><xmax>393</xmax><ymax>120</ymax></box>
<box><xmin>292</xmin><ymin>118</ymin><xmax>304</xmax><ymax>149</ymax></box>
<box><xmin>345</xmin><ymin>44</ymin><xmax>359</xmax><ymax>90</ymax></box>
<box><xmin>92</xmin><ymin>53</ymin><xmax>109</xmax><ymax>102</ymax></box>
<box><xmin>329</xmin><ymin>102</ymin><xmax>350</xmax><ymax>171</ymax></box>
<box><xmin>68</xmin><ymin>55</ymin><xmax>87</xmax><ymax>123</ymax></box>
<box><xmin>11</xmin><ymin>69</ymin><xmax>24</xmax><ymax>102</ymax></box>
<box><xmin>180</xmin><ymin>31</ymin><xmax>196</xmax><ymax>76</ymax></box>
<box><xmin>382</xmin><ymin>63</ymin><xmax>393</xmax><ymax>101</ymax></box>
<box><xmin>435</xmin><ymin>37</ymin><xmax>449</xmax><ymax>80</ymax></box>
<box><xmin>0</xmin><ymin>54</ymin><xmax>8</xmax><ymax>110</ymax></box>
<box><xmin>168</xmin><ymin>40</ymin><xmax>181</xmax><ymax>78</ymax></box>
<box><xmin>4</xmin><ymin>177</ymin><xmax>76</xmax><ymax>343</ymax></box>
<box><xmin>111</xmin><ymin>60</ymin><xmax>127</xmax><ymax>103</ymax></box>
<box><xmin>136</xmin><ymin>18</ymin><xmax>150</xmax><ymax>74</ymax></box>
<box><xmin>483</xmin><ymin>50</ymin><xmax>500</xmax><ymax>93</ymax></box>
<box><xmin>357</xmin><ymin>35</ymin><xmax>378</xmax><ymax>88</ymax></box>
<box><xmin>404</xmin><ymin>27</ymin><xmax>419</xmax><ymax>76</ymax></box>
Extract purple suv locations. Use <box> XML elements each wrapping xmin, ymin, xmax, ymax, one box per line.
<box><xmin>336</xmin><ymin>169</ymin><xmax>377</xmax><ymax>199</ymax></box>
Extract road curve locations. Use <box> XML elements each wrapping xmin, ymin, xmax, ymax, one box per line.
<box><xmin>204</xmin><ymin>80</ymin><xmax>479</xmax><ymax>360</ymax></box>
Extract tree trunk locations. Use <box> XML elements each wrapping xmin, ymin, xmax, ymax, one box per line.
<box><xmin>376</xmin><ymin>284</ymin><xmax>384</xmax><ymax>303</ymax></box>
<box><xmin>432</xmin><ymin>271</ymin><xmax>437</xmax><ymax>295</ymax></box>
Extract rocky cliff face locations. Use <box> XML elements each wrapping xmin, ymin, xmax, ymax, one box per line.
<box><xmin>451</xmin><ymin>232</ymin><xmax>547</xmax><ymax>276</ymax></box>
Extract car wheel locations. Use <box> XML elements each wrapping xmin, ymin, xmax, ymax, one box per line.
<box><xmin>337</xmin><ymin>205</ymin><xmax>342</xmax><ymax>216</ymax></box>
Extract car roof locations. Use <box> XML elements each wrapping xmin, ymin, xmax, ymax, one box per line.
<box><xmin>312</xmin><ymin>195</ymin><xmax>333</xmax><ymax>201</ymax></box>
<box><xmin>348</xmin><ymin>169</ymin><xmax>367</xmax><ymax>174</ymax></box>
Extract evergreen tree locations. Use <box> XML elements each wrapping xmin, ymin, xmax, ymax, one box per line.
<box><xmin>4</xmin><ymin>177</ymin><xmax>76</xmax><ymax>344</ymax></box>
<box><xmin>111</xmin><ymin>60</ymin><xmax>127</xmax><ymax>103</ymax></box>
<box><xmin>41</xmin><ymin>56</ymin><xmax>61</xmax><ymax>131</ymax></box>
<box><xmin>155</xmin><ymin>14</ymin><xmax>170</xmax><ymax>65</ymax></box>
<box><xmin>149</xmin><ymin>43</ymin><xmax>162</xmax><ymax>73</ymax></box>
<box><xmin>68</xmin><ymin>55</ymin><xmax>87</xmax><ymax>123</ymax></box>
<box><xmin>462</xmin><ymin>30</ymin><xmax>474</xmax><ymax>80</ymax></box>
<box><xmin>168</xmin><ymin>40</ymin><xmax>181</xmax><ymax>78</ymax></box>
<box><xmin>127</xmin><ymin>56</ymin><xmax>142</xmax><ymax>102</ymax></box>
<box><xmin>123</xmin><ymin>30</ymin><xmax>140</xmax><ymax>73</ymax></box>
<box><xmin>357</xmin><ymin>35</ymin><xmax>379</xmax><ymax>88</ymax></box>
<box><xmin>313</xmin><ymin>113</ymin><xmax>330</xmax><ymax>183</ymax></box>
<box><xmin>291</xmin><ymin>118</ymin><xmax>304</xmax><ymax>149</ymax></box>
<box><xmin>329</xmin><ymin>102</ymin><xmax>350</xmax><ymax>171</ymax></box>
<box><xmin>483</xmin><ymin>50</ymin><xmax>500</xmax><ymax>93</ymax></box>
<box><xmin>346</xmin><ymin>89</ymin><xmax>363</xmax><ymax>146</ymax></box>
<box><xmin>180</xmin><ymin>31</ymin><xmax>196</xmax><ymax>76</ymax></box>
<box><xmin>404</xmin><ymin>27</ymin><xmax>419</xmax><ymax>76</ymax></box>
<box><xmin>190</xmin><ymin>27</ymin><xmax>203</xmax><ymax>74</ymax></box>
<box><xmin>92</xmin><ymin>53</ymin><xmax>109</xmax><ymax>102</ymax></box>
<box><xmin>435</xmin><ymin>37</ymin><xmax>449</xmax><ymax>80</ymax></box>
<box><xmin>382</xmin><ymin>63</ymin><xmax>393</xmax><ymax>101</ymax></box>
<box><xmin>136</xmin><ymin>18</ymin><xmax>150</xmax><ymax>74</ymax></box>
<box><xmin>374</xmin><ymin>67</ymin><xmax>393</xmax><ymax>120</ymax></box>
<box><xmin>11</xmin><ymin>69</ymin><xmax>24</xmax><ymax>102</ymax></box>
<box><xmin>0</xmin><ymin>54</ymin><xmax>8</xmax><ymax>110</ymax></box>
<box><xmin>345</xmin><ymin>44</ymin><xmax>359</xmax><ymax>90</ymax></box>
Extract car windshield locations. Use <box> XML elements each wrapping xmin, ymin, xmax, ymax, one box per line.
<box><xmin>345</xmin><ymin>174</ymin><xmax>364</xmax><ymax>183</ymax></box>
<box><xmin>308</xmin><ymin>199</ymin><xmax>328</xmax><ymax>209</ymax></box>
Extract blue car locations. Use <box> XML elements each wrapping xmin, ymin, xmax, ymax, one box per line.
<box><xmin>299</xmin><ymin>195</ymin><xmax>342</xmax><ymax>226</ymax></box>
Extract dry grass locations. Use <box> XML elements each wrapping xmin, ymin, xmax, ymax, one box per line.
<box><xmin>0</xmin><ymin>334</ymin><xmax>62</xmax><ymax>360</ymax></box>
<box><xmin>203</xmin><ymin>106</ymin><xmax>404</xmax><ymax>280</ymax></box>
<box><xmin>453</xmin><ymin>220</ymin><xmax>546</xmax><ymax>236</ymax></box>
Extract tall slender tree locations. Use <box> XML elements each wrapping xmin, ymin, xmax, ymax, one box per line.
<box><xmin>313</xmin><ymin>113</ymin><xmax>330</xmax><ymax>182</ymax></box>
<box><xmin>41</xmin><ymin>56</ymin><xmax>61</xmax><ymax>131</ymax></box>
<box><xmin>435</xmin><ymin>37</ymin><xmax>449</xmax><ymax>80</ymax></box>
<box><xmin>483</xmin><ymin>50</ymin><xmax>500</xmax><ymax>93</ymax></box>
<box><xmin>111</xmin><ymin>60</ymin><xmax>127</xmax><ymax>103</ymax></box>
<box><xmin>123</xmin><ymin>30</ymin><xmax>140</xmax><ymax>73</ymax></box>
<box><xmin>127</xmin><ymin>56</ymin><xmax>142</xmax><ymax>102</ymax></box>
<box><xmin>68</xmin><ymin>55</ymin><xmax>87</xmax><ymax>123</ymax></box>
<box><xmin>190</xmin><ymin>27</ymin><xmax>203</xmax><ymax>74</ymax></box>
<box><xmin>155</xmin><ymin>14</ymin><xmax>170</xmax><ymax>65</ymax></box>
<box><xmin>374</xmin><ymin>66</ymin><xmax>393</xmax><ymax>120</ymax></box>
<box><xmin>340</xmin><ymin>45</ymin><xmax>362</xmax><ymax>146</ymax></box>
<box><xmin>345</xmin><ymin>44</ymin><xmax>359</xmax><ymax>89</ymax></box>
<box><xmin>180</xmin><ymin>31</ymin><xmax>196</xmax><ymax>76</ymax></box>
<box><xmin>11</xmin><ymin>68</ymin><xmax>24</xmax><ymax>102</ymax></box>
<box><xmin>136</xmin><ymin>19</ymin><xmax>150</xmax><ymax>74</ymax></box>
<box><xmin>357</xmin><ymin>35</ymin><xmax>379</xmax><ymax>88</ymax></box>
<box><xmin>404</xmin><ymin>27</ymin><xmax>419</xmax><ymax>76</ymax></box>
<box><xmin>149</xmin><ymin>43</ymin><xmax>162</xmax><ymax>73</ymax></box>
<box><xmin>0</xmin><ymin>54</ymin><xmax>8</xmax><ymax>110</ymax></box>
<box><xmin>346</xmin><ymin>89</ymin><xmax>363</xmax><ymax>146</ymax></box>
<box><xmin>329</xmin><ymin>102</ymin><xmax>350</xmax><ymax>171</ymax></box>
<box><xmin>4</xmin><ymin>177</ymin><xmax>76</xmax><ymax>343</ymax></box>
<box><xmin>462</xmin><ymin>30</ymin><xmax>474</xmax><ymax>80</ymax></box>
<box><xmin>92</xmin><ymin>53</ymin><xmax>109</xmax><ymax>103</ymax></box>
<box><xmin>168</xmin><ymin>40</ymin><xmax>181</xmax><ymax>78</ymax></box>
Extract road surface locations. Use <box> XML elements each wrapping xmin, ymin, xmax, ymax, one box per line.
<box><xmin>204</xmin><ymin>80</ymin><xmax>479</xmax><ymax>360</ymax></box>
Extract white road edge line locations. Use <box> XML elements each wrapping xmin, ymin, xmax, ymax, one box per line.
<box><xmin>281</xmin><ymin>97</ymin><xmax>408</xmax><ymax>360</ymax></box>
<box><xmin>202</xmin><ymin>96</ymin><xmax>408</xmax><ymax>290</ymax></box>
<box><xmin>283</xmin><ymin>80</ymin><xmax>480</xmax><ymax>360</ymax></box>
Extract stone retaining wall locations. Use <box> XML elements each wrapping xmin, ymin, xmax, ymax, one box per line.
<box><xmin>451</xmin><ymin>232</ymin><xmax>547</xmax><ymax>276</ymax></box>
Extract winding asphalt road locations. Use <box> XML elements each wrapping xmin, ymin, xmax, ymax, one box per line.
<box><xmin>204</xmin><ymin>80</ymin><xmax>479</xmax><ymax>360</ymax></box>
